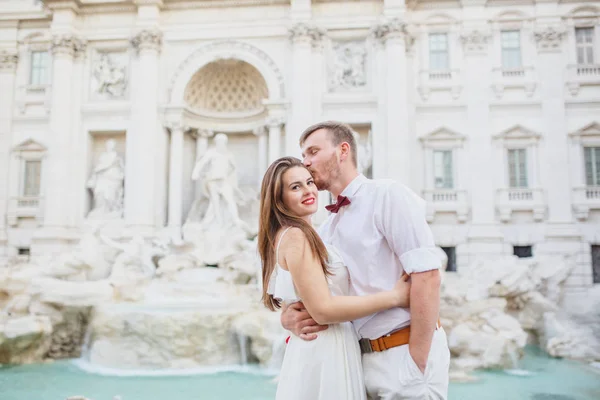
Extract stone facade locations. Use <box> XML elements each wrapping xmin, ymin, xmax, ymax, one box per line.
<box><xmin>0</xmin><ymin>0</ymin><xmax>599</xmax><ymax>306</ymax></box>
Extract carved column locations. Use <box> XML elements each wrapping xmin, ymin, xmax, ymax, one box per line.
<box><xmin>372</xmin><ymin>19</ymin><xmax>411</xmax><ymax>183</ymax></box>
<box><xmin>267</xmin><ymin>117</ymin><xmax>283</xmax><ymax>163</ymax></box>
<box><xmin>253</xmin><ymin>126</ymin><xmax>268</xmax><ymax>183</ymax></box>
<box><xmin>535</xmin><ymin>26</ymin><xmax>571</xmax><ymax>226</ymax></box>
<box><xmin>460</xmin><ymin>29</ymin><xmax>500</xmax><ymax>241</ymax></box>
<box><xmin>126</xmin><ymin>29</ymin><xmax>162</xmax><ymax>231</ymax></box>
<box><xmin>70</xmin><ymin>43</ymin><xmax>87</xmax><ymax>227</ymax></box>
<box><xmin>167</xmin><ymin>121</ymin><xmax>186</xmax><ymax>231</ymax></box>
<box><xmin>288</xmin><ymin>23</ymin><xmax>321</xmax><ymax>156</ymax></box>
<box><xmin>37</xmin><ymin>35</ymin><xmax>86</xmax><ymax>245</ymax></box>
<box><xmin>0</xmin><ymin>50</ymin><xmax>18</xmax><ymax>247</ymax></box>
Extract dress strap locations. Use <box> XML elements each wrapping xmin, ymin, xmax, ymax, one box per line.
<box><xmin>276</xmin><ymin>226</ymin><xmax>293</xmax><ymax>266</ymax></box>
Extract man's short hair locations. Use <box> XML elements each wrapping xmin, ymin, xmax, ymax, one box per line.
<box><xmin>299</xmin><ymin>121</ymin><xmax>358</xmax><ymax>167</ymax></box>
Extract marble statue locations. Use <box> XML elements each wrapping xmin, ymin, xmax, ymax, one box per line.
<box><xmin>86</xmin><ymin>140</ymin><xmax>125</xmax><ymax>219</ymax></box>
<box><xmin>46</xmin><ymin>225</ymin><xmax>115</xmax><ymax>282</ymax></box>
<box><xmin>352</xmin><ymin>130</ymin><xmax>373</xmax><ymax>178</ymax></box>
<box><xmin>100</xmin><ymin>234</ymin><xmax>166</xmax><ymax>290</ymax></box>
<box><xmin>189</xmin><ymin>133</ymin><xmax>246</xmax><ymax>229</ymax></box>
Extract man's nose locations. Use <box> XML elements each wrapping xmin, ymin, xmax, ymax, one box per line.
<box><xmin>303</xmin><ymin>157</ymin><xmax>310</xmax><ymax>167</ymax></box>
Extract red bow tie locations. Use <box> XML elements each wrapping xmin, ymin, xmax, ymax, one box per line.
<box><xmin>325</xmin><ymin>195</ymin><xmax>351</xmax><ymax>213</ymax></box>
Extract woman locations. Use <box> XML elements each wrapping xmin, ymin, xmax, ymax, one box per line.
<box><xmin>258</xmin><ymin>157</ymin><xmax>411</xmax><ymax>400</ymax></box>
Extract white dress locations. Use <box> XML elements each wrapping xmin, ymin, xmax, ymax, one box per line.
<box><xmin>268</xmin><ymin>227</ymin><xmax>367</xmax><ymax>400</ymax></box>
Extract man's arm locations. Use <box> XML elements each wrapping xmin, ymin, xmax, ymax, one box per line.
<box><xmin>376</xmin><ymin>182</ymin><xmax>442</xmax><ymax>373</ymax></box>
<box><xmin>408</xmin><ymin>269</ymin><xmax>440</xmax><ymax>372</ymax></box>
<box><xmin>280</xmin><ymin>301</ymin><xmax>328</xmax><ymax>341</ymax></box>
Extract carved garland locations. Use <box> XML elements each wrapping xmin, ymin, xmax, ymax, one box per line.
<box><xmin>0</xmin><ymin>50</ymin><xmax>19</xmax><ymax>72</ymax></box>
<box><xmin>168</xmin><ymin>40</ymin><xmax>285</xmax><ymax>100</ymax></box>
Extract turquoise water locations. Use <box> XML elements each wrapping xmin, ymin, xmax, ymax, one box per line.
<box><xmin>1</xmin><ymin>347</ymin><xmax>599</xmax><ymax>400</ymax></box>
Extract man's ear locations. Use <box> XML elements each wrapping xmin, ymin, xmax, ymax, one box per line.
<box><xmin>339</xmin><ymin>142</ymin><xmax>350</xmax><ymax>162</ymax></box>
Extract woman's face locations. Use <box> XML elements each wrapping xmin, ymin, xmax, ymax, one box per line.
<box><xmin>281</xmin><ymin>166</ymin><xmax>318</xmax><ymax>218</ymax></box>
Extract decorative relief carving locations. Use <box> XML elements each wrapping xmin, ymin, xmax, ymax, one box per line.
<box><xmin>130</xmin><ymin>29</ymin><xmax>162</xmax><ymax>53</ymax></box>
<box><xmin>459</xmin><ymin>30</ymin><xmax>491</xmax><ymax>54</ymax></box>
<box><xmin>184</xmin><ymin>59</ymin><xmax>268</xmax><ymax>115</ymax></box>
<box><xmin>51</xmin><ymin>35</ymin><xmax>87</xmax><ymax>57</ymax></box>
<box><xmin>329</xmin><ymin>41</ymin><xmax>367</xmax><ymax>91</ymax></box>
<box><xmin>534</xmin><ymin>26</ymin><xmax>566</xmax><ymax>52</ymax></box>
<box><xmin>0</xmin><ymin>50</ymin><xmax>19</xmax><ymax>72</ymax></box>
<box><xmin>168</xmin><ymin>41</ymin><xmax>285</xmax><ymax>100</ymax></box>
<box><xmin>90</xmin><ymin>51</ymin><xmax>128</xmax><ymax>100</ymax></box>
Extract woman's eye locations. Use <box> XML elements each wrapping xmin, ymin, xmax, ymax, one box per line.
<box><xmin>291</xmin><ymin>185</ymin><xmax>299</xmax><ymax>190</ymax></box>
<box><xmin>308</xmin><ymin>180</ymin><xmax>314</xmax><ymax>185</ymax></box>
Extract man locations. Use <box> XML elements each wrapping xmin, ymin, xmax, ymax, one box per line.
<box><xmin>280</xmin><ymin>121</ymin><xmax>450</xmax><ymax>399</ymax></box>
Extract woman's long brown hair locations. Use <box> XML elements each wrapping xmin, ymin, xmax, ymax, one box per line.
<box><xmin>258</xmin><ymin>157</ymin><xmax>330</xmax><ymax>311</ymax></box>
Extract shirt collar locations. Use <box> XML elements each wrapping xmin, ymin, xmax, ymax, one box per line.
<box><xmin>340</xmin><ymin>174</ymin><xmax>367</xmax><ymax>200</ymax></box>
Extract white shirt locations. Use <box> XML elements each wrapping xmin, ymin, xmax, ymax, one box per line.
<box><xmin>318</xmin><ymin>174</ymin><xmax>441</xmax><ymax>339</ymax></box>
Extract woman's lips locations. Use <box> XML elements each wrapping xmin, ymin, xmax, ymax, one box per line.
<box><xmin>302</xmin><ymin>197</ymin><xmax>315</xmax><ymax>205</ymax></box>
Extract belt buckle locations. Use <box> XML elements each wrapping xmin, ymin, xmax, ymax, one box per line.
<box><xmin>359</xmin><ymin>338</ymin><xmax>373</xmax><ymax>354</ymax></box>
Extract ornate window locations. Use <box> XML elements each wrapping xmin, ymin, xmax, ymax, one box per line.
<box><xmin>7</xmin><ymin>139</ymin><xmax>46</xmax><ymax>226</ymax></box>
<box><xmin>576</xmin><ymin>27</ymin><xmax>595</xmax><ymax>65</ymax></box>
<box><xmin>584</xmin><ymin>146</ymin><xmax>600</xmax><ymax>185</ymax></box>
<box><xmin>429</xmin><ymin>33</ymin><xmax>449</xmax><ymax>71</ymax></box>
<box><xmin>419</xmin><ymin>127</ymin><xmax>468</xmax><ymax>223</ymax></box>
<box><xmin>570</xmin><ymin>122</ymin><xmax>600</xmax><ymax>220</ymax></box>
<box><xmin>501</xmin><ymin>30</ymin><xmax>522</xmax><ymax>69</ymax></box>
<box><xmin>507</xmin><ymin>148</ymin><xmax>528</xmax><ymax>188</ymax></box>
<box><xmin>433</xmin><ymin>150</ymin><xmax>453</xmax><ymax>189</ymax></box>
<box><xmin>29</xmin><ymin>50</ymin><xmax>49</xmax><ymax>85</ymax></box>
<box><xmin>493</xmin><ymin>125</ymin><xmax>544</xmax><ymax>222</ymax></box>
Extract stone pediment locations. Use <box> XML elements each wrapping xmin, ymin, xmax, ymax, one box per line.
<box><xmin>494</xmin><ymin>125</ymin><xmax>541</xmax><ymax>141</ymax></box>
<box><xmin>570</xmin><ymin>122</ymin><xmax>600</xmax><ymax>138</ymax></box>
<box><xmin>421</xmin><ymin>127</ymin><xmax>465</xmax><ymax>141</ymax></box>
<box><xmin>12</xmin><ymin>138</ymin><xmax>47</xmax><ymax>154</ymax></box>
<box><xmin>419</xmin><ymin>127</ymin><xmax>466</xmax><ymax>148</ymax></box>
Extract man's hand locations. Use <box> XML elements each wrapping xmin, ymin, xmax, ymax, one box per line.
<box><xmin>408</xmin><ymin>269</ymin><xmax>441</xmax><ymax>373</ymax></box>
<box><xmin>281</xmin><ymin>301</ymin><xmax>328</xmax><ymax>341</ymax></box>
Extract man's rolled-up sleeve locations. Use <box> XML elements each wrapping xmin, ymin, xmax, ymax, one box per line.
<box><xmin>375</xmin><ymin>182</ymin><xmax>441</xmax><ymax>275</ymax></box>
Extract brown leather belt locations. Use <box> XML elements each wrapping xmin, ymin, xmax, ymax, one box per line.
<box><xmin>359</xmin><ymin>319</ymin><xmax>441</xmax><ymax>354</ymax></box>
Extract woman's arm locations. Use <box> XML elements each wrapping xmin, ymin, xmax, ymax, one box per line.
<box><xmin>282</xmin><ymin>228</ymin><xmax>409</xmax><ymax>325</ymax></box>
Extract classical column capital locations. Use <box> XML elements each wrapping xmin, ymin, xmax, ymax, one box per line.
<box><xmin>289</xmin><ymin>23</ymin><xmax>326</xmax><ymax>47</ymax></box>
<box><xmin>371</xmin><ymin>18</ymin><xmax>410</xmax><ymax>45</ymax></box>
<box><xmin>164</xmin><ymin>120</ymin><xmax>189</xmax><ymax>132</ymax></box>
<box><xmin>459</xmin><ymin>29</ymin><xmax>491</xmax><ymax>55</ymax></box>
<box><xmin>266</xmin><ymin>116</ymin><xmax>285</xmax><ymax>128</ymax></box>
<box><xmin>51</xmin><ymin>34</ymin><xmax>87</xmax><ymax>58</ymax></box>
<box><xmin>196</xmin><ymin>128</ymin><xmax>214</xmax><ymax>139</ymax></box>
<box><xmin>253</xmin><ymin>126</ymin><xmax>267</xmax><ymax>137</ymax></box>
<box><xmin>534</xmin><ymin>26</ymin><xmax>566</xmax><ymax>53</ymax></box>
<box><xmin>0</xmin><ymin>50</ymin><xmax>19</xmax><ymax>72</ymax></box>
<box><xmin>130</xmin><ymin>29</ymin><xmax>163</xmax><ymax>53</ymax></box>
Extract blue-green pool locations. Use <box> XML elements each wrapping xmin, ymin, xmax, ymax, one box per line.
<box><xmin>1</xmin><ymin>347</ymin><xmax>599</xmax><ymax>400</ymax></box>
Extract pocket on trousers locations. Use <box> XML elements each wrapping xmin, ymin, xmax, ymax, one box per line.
<box><xmin>398</xmin><ymin>345</ymin><xmax>426</xmax><ymax>388</ymax></box>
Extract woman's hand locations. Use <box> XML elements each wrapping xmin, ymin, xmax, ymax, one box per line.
<box><xmin>392</xmin><ymin>272</ymin><xmax>411</xmax><ymax>308</ymax></box>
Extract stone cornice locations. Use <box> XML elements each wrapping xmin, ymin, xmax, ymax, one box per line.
<box><xmin>130</xmin><ymin>29</ymin><xmax>163</xmax><ymax>53</ymax></box>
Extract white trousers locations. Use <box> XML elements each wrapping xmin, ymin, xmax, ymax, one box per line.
<box><xmin>362</xmin><ymin>328</ymin><xmax>450</xmax><ymax>400</ymax></box>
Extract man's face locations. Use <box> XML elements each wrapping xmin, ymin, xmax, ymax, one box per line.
<box><xmin>301</xmin><ymin>129</ymin><xmax>341</xmax><ymax>191</ymax></box>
